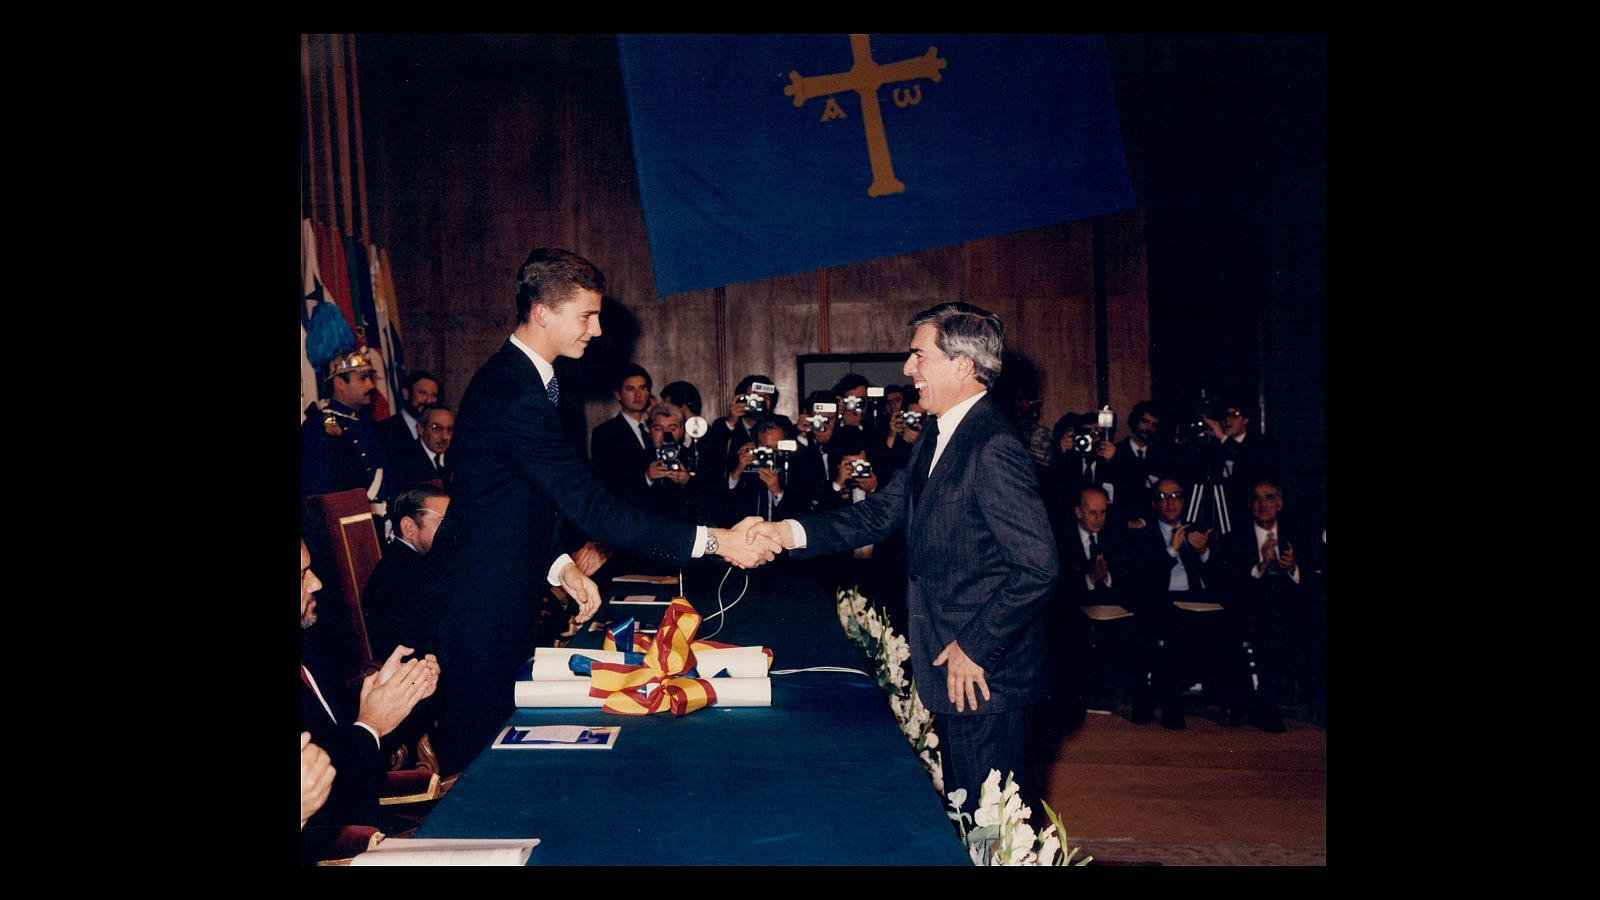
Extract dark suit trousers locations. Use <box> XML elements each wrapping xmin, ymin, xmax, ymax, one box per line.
<box><xmin>936</xmin><ymin>701</ymin><xmax>1045</xmax><ymax>820</ymax></box>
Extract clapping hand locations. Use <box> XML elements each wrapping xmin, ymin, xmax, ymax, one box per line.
<box><xmin>1276</xmin><ymin>541</ymin><xmax>1295</xmax><ymax>572</ymax></box>
<box><xmin>359</xmin><ymin>645</ymin><xmax>440</xmax><ymax>738</ymax></box>
<box><xmin>300</xmin><ymin>732</ymin><xmax>335</xmax><ymax>829</ymax></box>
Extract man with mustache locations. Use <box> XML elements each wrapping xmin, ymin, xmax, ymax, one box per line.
<box><xmin>301</xmin><ymin>350</ymin><xmax>394</xmax><ymax>520</ymax></box>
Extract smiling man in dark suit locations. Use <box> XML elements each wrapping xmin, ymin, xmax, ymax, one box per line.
<box><xmin>427</xmin><ymin>248</ymin><xmax>781</xmax><ymax>773</ymax></box>
<box><xmin>749</xmin><ymin>302</ymin><xmax>1059</xmax><ymax>813</ymax></box>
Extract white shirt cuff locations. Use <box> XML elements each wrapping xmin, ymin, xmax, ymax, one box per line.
<box><xmin>547</xmin><ymin>554</ymin><xmax>575</xmax><ymax>586</ymax></box>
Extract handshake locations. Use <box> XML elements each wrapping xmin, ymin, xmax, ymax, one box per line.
<box><xmin>557</xmin><ymin>520</ymin><xmax>799</xmax><ymax>623</ymax></box>
<box><xmin>713</xmin><ymin>516</ymin><xmax>794</xmax><ymax>569</ymax></box>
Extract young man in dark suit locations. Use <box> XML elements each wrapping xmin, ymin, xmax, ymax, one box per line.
<box><xmin>589</xmin><ymin>363</ymin><xmax>657</xmax><ymax>506</ymax></box>
<box><xmin>749</xmin><ymin>302</ymin><xmax>1059</xmax><ymax>814</ymax></box>
<box><xmin>426</xmin><ymin>248</ymin><xmax>780</xmax><ymax>773</ymax></box>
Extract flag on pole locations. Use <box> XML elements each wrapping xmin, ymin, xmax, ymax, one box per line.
<box><xmin>302</xmin><ymin>218</ymin><xmax>358</xmax><ymax>419</ymax></box>
<box><xmin>313</xmin><ymin>222</ymin><xmax>358</xmax><ymax>335</ymax></box>
<box><xmin>369</xmin><ymin>243</ymin><xmax>408</xmax><ymax>414</ymax></box>
<box><xmin>617</xmin><ymin>33</ymin><xmax>1135</xmax><ymax>297</ymax></box>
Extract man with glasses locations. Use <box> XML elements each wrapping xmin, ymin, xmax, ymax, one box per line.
<box><xmin>379</xmin><ymin>370</ymin><xmax>443</xmax><ymax>456</ymax></box>
<box><xmin>388</xmin><ymin>404</ymin><xmax>455</xmax><ymax>494</ymax></box>
<box><xmin>1189</xmin><ymin>397</ymin><xmax>1279</xmax><ymax>533</ymax></box>
<box><xmin>1130</xmin><ymin>476</ymin><xmax>1237</xmax><ymax>730</ymax></box>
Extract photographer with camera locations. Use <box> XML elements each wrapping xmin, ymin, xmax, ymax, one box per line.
<box><xmin>877</xmin><ymin>388</ymin><xmax>928</xmax><ymax>477</ymax></box>
<box><xmin>724</xmin><ymin>416</ymin><xmax>814</xmax><ymax>523</ymax></box>
<box><xmin>833</xmin><ymin>449</ymin><xmax>879</xmax><ymax>501</ymax></box>
<box><xmin>1173</xmin><ymin>394</ymin><xmax>1281</xmax><ymax>535</ymax></box>
<box><xmin>641</xmin><ymin>402</ymin><xmax>706</xmax><ymax>522</ymax></box>
<box><xmin>702</xmin><ymin>373</ymin><xmax>787</xmax><ymax>483</ymax></box>
<box><xmin>1040</xmin><ymin>412</ymin><xmax>1121</xmax><ymax>516</ymax></box>
<box><xmin>833</xmin><ymin>373</ymin><xmax>877</xmax><ymax>442</ymax></box>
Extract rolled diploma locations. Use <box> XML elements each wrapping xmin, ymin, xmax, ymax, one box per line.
<box><xmin>529</xmin><ymin>646</ymin><xmax>770</xmax><ymax>681</ymax></box>
<box><xmin>530</xmin><ymin>647</ymin><xmax>626</xmax><ymax>681</ymax></box>
<box><xmin>514</xmin><ymin>676</ymin><xmax>772</xmax><ymax>708</ymax></box>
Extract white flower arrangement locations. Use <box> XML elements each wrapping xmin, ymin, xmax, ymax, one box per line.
<box><xmin>836</xmin><ymin>586</ymin><xmax>1091</xmax><ymax>867</ymax></box>
<box><xmin>948</xmin><ymin>770</ymin><xmax>1092</xmax><ymax>867</ymax></box>
<box><xmin>836</xmin><ymin>586</ymin><xmax>942</xmax><ymax>792</ymax></box>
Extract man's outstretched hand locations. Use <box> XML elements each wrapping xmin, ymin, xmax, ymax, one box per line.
<box><xmin>717</xmin><ymin>516</ymin><xmax>785</xmax><ymax>568</ymax></box>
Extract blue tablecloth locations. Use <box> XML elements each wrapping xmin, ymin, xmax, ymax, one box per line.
<box><xmin>416</xmin><ymin>561</ymin><xmax>970</xmax><ymax>865</ymax></box>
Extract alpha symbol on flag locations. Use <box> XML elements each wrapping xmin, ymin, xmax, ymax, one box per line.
<box><xmin>784</xmin><ymin>34</ymin><xmax>947</xmax><ymax>198</ymax></box>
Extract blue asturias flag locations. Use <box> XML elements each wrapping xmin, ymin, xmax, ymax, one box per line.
<box><xmin>617</xmin><ymin>34</ymin><xmax>1134</xmax><ymax>298</ymax></box>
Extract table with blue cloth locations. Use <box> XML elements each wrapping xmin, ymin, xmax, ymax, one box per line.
<box><xmin>415</xmin><ymin>561</ymin><xmax>971</xmax><ymax>865</ymax></box>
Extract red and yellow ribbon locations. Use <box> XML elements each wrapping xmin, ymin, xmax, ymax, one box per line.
<box><xmin>589</xmin><ymin>598</ymin><xmax>740</xmax><ymax>716</ymax></box>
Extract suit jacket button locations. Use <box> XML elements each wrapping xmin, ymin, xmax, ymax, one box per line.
<box><xmin>908</xmin><ymin>572</ymin><xmax>919</xmax><ymax>582</ymax></box>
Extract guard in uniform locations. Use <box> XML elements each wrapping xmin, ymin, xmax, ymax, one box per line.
<box><xmin>300</xmin><ymin>350</ymin><xmax>393</xmax><ymax>520</ymax></box>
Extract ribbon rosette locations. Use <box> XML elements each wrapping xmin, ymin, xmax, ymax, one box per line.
<box><xmin>582</xmin><ymin>598</ymin><xmax>745</xmax><ymax>716</ymax></box>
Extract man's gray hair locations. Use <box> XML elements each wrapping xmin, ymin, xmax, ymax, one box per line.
<box><xmin>907</xmin><ymin>302</ymin><xmax>1006</xmax><ymax>387</ymax></box>
<box><xmin>647</xmin><ymin>402</ymin><xmax>684</xmax><ymax>424</ymax></box>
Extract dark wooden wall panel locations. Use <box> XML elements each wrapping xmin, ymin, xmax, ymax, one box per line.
<box><xmin>356</xmin><ymin>33</ymin><xmax>1148</xmax><ymax>450</ymax></box>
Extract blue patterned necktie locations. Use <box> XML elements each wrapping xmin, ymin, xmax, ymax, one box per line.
<box><xmin>546</xmin><ymin>374</ymin><xmax>560</xmax><ymax>407</ymax></box>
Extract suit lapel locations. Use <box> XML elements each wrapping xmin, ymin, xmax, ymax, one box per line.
<box><xmin>908</xmin><ymin>403</ymin><xmax>976</xmax><ymax>529</ymax></box>
<box><xmin>500</xmin><ymin>341</ymin><xmax>554</xmax><ymax>406</ymax></box>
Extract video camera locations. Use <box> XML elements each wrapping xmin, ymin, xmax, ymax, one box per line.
<box><xmin>1175</xmin><ymin>391</ymin><xmax>1220</xmax><ymax>448</ymax></box>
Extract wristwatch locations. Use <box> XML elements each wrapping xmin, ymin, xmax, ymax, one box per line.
<box><xmin>703</xmin><ymin>530</ymin><xmax>719</xmax><ymax>556</ymax></box>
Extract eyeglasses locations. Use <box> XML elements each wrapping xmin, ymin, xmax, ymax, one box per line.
<box><xmin>1155</xmin><ymin>491</ymin><xmax>1184</xmax><ymax>501</ymax></box>
<box><xmin>425</xmin><ymin>423</ymin><xmax>454</xmax><ymax>433</ymax></box>
<box><xmin>414</xmin><ymin>508</ymin><xmax>445</xmax><ymax>522</ymax></box>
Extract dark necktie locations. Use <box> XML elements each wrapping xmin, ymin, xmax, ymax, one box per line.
<box><xmin>546</xmin><ymin>374</ymin><xmax>560</xmax><ymax>407</ymax></box>
<box><xmin>639</xmin><ymin>421</ymin><xmax>651</xmax><ymax>449</ymax></box>
<box><xmin>912</xmin><ymin>417</ymin><xmax>940</xmax><ymax>504</ymax></box>
<box><xmin>434</xmin><ymin>452</ymin><xmax>445</xmax><ymax>472</ymax></box>
<box><xmin>1087</xmin><ymin>532</ymin><xmax>1101</xmax><ymax>588</ymax></box>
